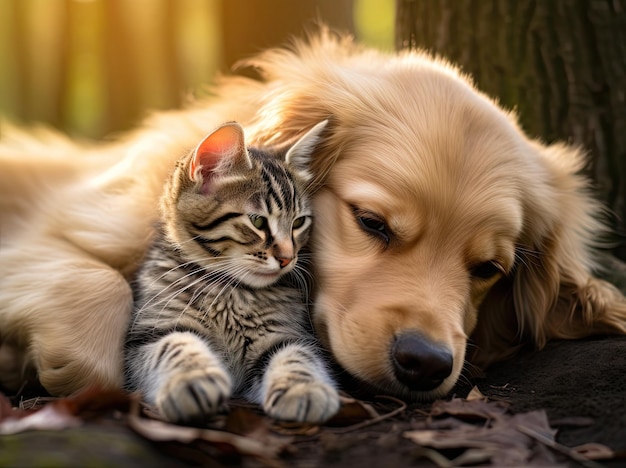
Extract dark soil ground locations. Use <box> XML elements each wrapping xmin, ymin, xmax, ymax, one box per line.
<box><xmin>1</xmin><ymin>335</ymin><xmax>625</xmax><ymax>467</ymax></box>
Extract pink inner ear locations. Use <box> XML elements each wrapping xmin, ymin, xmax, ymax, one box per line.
<box><xmin>189</xmin><ymin>124</ymin><xmax>244</xmax><ymax>182</ymax></box>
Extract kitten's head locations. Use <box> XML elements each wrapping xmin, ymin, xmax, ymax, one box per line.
<box><xmin>161</xmin><ymin>121</ymin><xmax>327</xmax><ymax>288</ymax></box>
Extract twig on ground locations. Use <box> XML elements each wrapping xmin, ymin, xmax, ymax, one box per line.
<box><xmin>517</xmin><ymin>424</ymin><xmax>606</xmax><ymax>468</ymax></box>
<box><xmin>330</xmin><ymin>395</ymin><xmax>407</xmax><ymax>434</ymax></box>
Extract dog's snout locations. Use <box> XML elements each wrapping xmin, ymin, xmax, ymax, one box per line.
<box><xmin>391</xmin><ymin>333</ymin><xmax>453</xmax><ymax>391</ymax></box>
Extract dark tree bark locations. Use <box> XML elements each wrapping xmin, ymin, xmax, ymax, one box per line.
<box><xmin>396</xmin><ymin>0</ymin><xmax>626</xmax><ymax>260</ymax></box>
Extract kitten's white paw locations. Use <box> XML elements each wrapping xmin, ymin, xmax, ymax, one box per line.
<box><xmin>264</xmin><ymin>380</ymin><xmax>340</xmax><ymax>423</ymax></box>
<box><xmin>156</xmin><ymin>367</ymin><xmax>232</xmax><ymax>424</ymax></box>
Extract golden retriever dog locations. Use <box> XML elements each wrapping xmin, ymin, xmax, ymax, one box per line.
<box><xmin>1</xmin><ymin>30</ymin><xmax>626</xmax><ymax>400</ymax></box>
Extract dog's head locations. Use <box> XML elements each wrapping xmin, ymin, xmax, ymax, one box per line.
<box><xmin>241</xmin><ymin>32</ymin><xmax>626</xmax><ymax>400</ymax></box>
<box><xmin>307</xmin><ymin>71</ymin><xmax>532</xmax><ymax>399</ymax></box>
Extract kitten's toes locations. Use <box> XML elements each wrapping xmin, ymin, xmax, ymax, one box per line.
<box><xmin>264</xmin><ymin>380</ymin><xmax>340</xmax><ymax>423</ymax></box>
<box><xmin>157</xmin><ymin>368</ymin><xmax>232</xmax><ymax>424</ymax></box>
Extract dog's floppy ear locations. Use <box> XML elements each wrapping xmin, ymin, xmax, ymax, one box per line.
<box><xmin>471</xmin><ymin>141</ymin><xmax>626</xmax><ymax>367</ymax></box>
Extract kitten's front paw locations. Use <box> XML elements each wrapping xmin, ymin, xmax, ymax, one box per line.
<box><xmin>264</xmin><ymin>380</ymin><xmax>340</xmax><ymax>423</ymax></box>
<box><xmin>156</xmin><ymin>368</ymin><xmax>232</xmax><ymax>424</ymax></box>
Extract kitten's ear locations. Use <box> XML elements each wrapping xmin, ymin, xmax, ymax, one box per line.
<box><xmin>285</xmin><ymin>120</ymin><xmax>327</xmax><ymax>179</ymax></box>
<box><xmin>189</xmin><ymin>122</ymin><xmax>250</xmax><ymax>184</ymax></box>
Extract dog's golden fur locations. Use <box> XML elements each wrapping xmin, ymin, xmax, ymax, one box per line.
<box><xmin>1</xmin><ymin>30</ymin><xmax>626</xmax><ymax>399</ymax></box>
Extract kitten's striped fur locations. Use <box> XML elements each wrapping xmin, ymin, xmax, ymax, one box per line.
<box><xmin>125</xmin><ymin>121</ymin><xmax>339</xmax><ymax>424</ymax></box>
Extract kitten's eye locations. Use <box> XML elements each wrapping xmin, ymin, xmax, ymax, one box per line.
<box><xmin>352</xmin><ymin>207</ymin><xmax>390</xmax><ymax>244</ymax></box>
<box><xmin>292</xmin><ymin>216</ymin><xmax>307</xmax><ymax>229</ymax></box>
<box><xmin>470</xmin><ymin>261</ymin><xmax>504</xmax><ymax>280</ymax></box>
<box><xmin>249</xmin><ymin>214</ymin><xmax>267</xmax><ymax>230</ymax></box>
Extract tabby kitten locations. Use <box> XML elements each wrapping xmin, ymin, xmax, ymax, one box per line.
<box><xmin>125</xmin><ymin>121</ymin><xmax>340</xmax><ymax>424</ymax></box>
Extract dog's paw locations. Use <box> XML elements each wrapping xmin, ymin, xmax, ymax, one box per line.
<box><xmin>263</xmin><ymin>380</ymin><xmax>340</xmax><ymax>423</ymax></box>
<box><xmin>156</xmin><ymin>367</ymin><xmax>232</xmax><ymax>424</ymax></box>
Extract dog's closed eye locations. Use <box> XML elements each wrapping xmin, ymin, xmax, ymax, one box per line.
<box><xmin>352</xmin><ymin>206</ymin><xmax>391</xmax><ymax>244</ymax></box>
<box><xmin>470</xmin><ymin>261</ymin><xmax>504</xmax><ymax>280</ymax></box>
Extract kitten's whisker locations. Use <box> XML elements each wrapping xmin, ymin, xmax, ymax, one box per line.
<box><xmin>290</xmin><ymin>267</ymin><xmax>311</xmax><ymax>302</ymax></box>
<box><xmin>139</xmin><ymin>261</ymin><xmax>244</xmax><ymax>330</ymax></box>
<box><xmin>134</xmin><ymin>261</ymin><xmax>204</xmax><ymax>318</ymax></box>
<box><xmin>165</xmin><ymin>261</ymin><xmax>249</xmax><ymax>324</ymax></box>
<box><xmin>154</xmin><ymin>264</ymin><xmax>242</xmax><ymax>321</ymax></box>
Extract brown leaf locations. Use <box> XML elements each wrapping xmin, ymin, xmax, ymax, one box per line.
<box><xmin>65</xmin><ymin>386</ymin><xmax>132</xmax><ymax>417</ymax></box>
<box><xmin>0</xmin><ymin>386</ymin><xmax>133</xmax><ymax>435</ymax></box>
<box><xmin>329</xmin><ymin>395</ymin><xmax>407</xmax><ymax>434</ymax></box>
<box><xmin>430</xmin><ymin>395</ymin><xmax>509</xmax><ymax>421</ymax></box>
<box><xmin>223</xmin><ymin>406</ymin><xmax>267</xmax><ymax>436</ymax></box>
<box><xmin>0</xmin><ymin>401</ymin><xmax>82</xmax><ymax>434</ymax></box>
<box><xmin>325</xmin><ymin>395</ymin><xmax>379</xmax><ymax>427</ymax></box>
<box><xmin>271</xmin><ymin>422</ymin><xmax>320</xmax><ymax>436</ymax></box>
<box><xmin>224</xmin><ymin>406</ymin><xmax>295</xmax><ymax>452</ymax></box>
<box><xmin>405</xmin><ymin>409</ymin><xmax>564</xmax><ymax>466</ymax></box>
<box><xmin>571</xmin><ymin>443</ymin><xmax>615</xmax><ymax>461</ymax></box>
<box><xmin>466</xmin><ymin>385</ymin><xmax>486</xmax><ymax>401</ymax></box>
<box><xmin>517</xmin><ymin>423</ymin><xmax>608</xmax><ymax>468</ymax></box>
<box><xmin>127</xmin><ymin>402</ymin><xmax>290</xmax><ymax>464</ymax></box>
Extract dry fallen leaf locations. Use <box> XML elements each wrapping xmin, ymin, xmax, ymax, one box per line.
<box><xmin>61</xmin><ymin>386</ymin><xmax>132</xmax><ymax>417</ymax></box>
<box><xmin>127</xmin><ymin>402</ymin><xmax>291</xmax><ymax>465</ymax></box>
<box><xmin>404</xmin><ymin>389</ymin><xmax>615</xmax><ymax>468</ymax></box>
<box><xmin>571</xmin><ymin>442</ymin><xmax>616</xmax><ymax>460</ymax></box>
<box><xmin>405</xmin><ymin>399</ymin><xmax>567</xmax><ymax>467</ymax></box>
<box><xmin>329</xmin><ymin>395</ymin><xmax>407</xmax><ymax>434</ymax></box>
<box><xmin>0</xmin><ymin>402</ymin><xmax>82</xmax><ymax>435</ymax></box>
<box><xmin>325</xmin><ymin>395</ymin><xmax>379</xmax><ymax>426</ymax></box>
<box><xmin>466</xmin><ymin>385</ymin><xmax>486</xmax><ymax>401</ymax></box>
<box><xmin>223</xmin><ymin>406</ymin><xmax>267</xmax><ymax>436</ymax></box>
<box><xmin>430</xmin><ymin>394</ymin><xmax>509</xmax><ymax>421</ymax></box>
<box><xmin>0</xmin><ymin>386</ymin><xmax>131</xmax><ymax>435</ymax></box>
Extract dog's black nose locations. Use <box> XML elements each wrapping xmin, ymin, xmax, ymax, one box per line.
<box><xmin>391</xmin><ymin>333</ymin><xmax>453</xmax><ymax>391</ymax></box>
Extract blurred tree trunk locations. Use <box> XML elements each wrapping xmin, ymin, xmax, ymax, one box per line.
<box><xmin>396</xmin><ymin>0</ymin><xmax>626</xmax><ymax>260</ymax></box>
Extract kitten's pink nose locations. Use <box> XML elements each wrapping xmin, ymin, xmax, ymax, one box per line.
<box><xmin>277</xmin><ymin>256</ymin><xmax>293</xmax><ymax>268</ymax></box>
